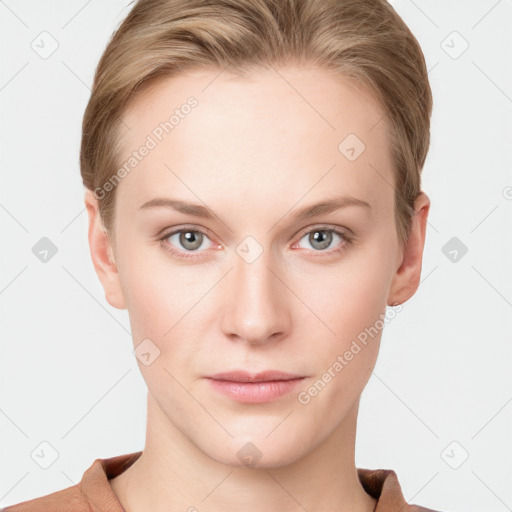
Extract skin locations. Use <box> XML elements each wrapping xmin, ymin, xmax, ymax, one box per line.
<box><xmin>85</xmin><ymin>63</ymin><xmax>430</xmax><ymax>512</ymax></box>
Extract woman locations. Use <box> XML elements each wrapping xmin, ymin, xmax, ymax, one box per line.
<box><xmin>3</xmin><ymin>0</ymin><xmax>439</xmax><ymax>510</ymax></box>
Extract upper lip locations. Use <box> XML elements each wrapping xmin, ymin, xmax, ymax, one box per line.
<box><xmin>207</xmin><ymin>370</ymin><xmax>304</xmax><ymax>383</ymax></box>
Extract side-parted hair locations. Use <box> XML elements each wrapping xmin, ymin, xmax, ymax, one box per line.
<box><xmin>80</xmin><ymin>0</ymin><xmax>433</xmax><ymax>250</ymax></box>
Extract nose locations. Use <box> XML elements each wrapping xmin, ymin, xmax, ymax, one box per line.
<box><xmin>220</xmin><ymin>244</ymin><xmax>291</xmax><ymax>345</ymax></box>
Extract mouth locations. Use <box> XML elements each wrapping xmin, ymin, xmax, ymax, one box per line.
<box><xmin>207</xmin><ymin>370</ymin><xmax>304</xmax><ymax>383</ymax></box>
<box><xmin>204</xmin><ymin>370</ymin><xmax>306</xmax><ymax>403</ymax></box>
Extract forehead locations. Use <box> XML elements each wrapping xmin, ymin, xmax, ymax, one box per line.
<box><xmin>115</xmin><ymin>64</ymin><xmax>394</xmax><ymax>218</ymax></box>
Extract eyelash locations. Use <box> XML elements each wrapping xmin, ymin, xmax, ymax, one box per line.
<box><xmin>158</xmin><ymin>225</ymin><xmax>354</xmax><ymax>260</ymax></box>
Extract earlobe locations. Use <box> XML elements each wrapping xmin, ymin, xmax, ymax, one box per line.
<box><xmin>84</xmin><ymin>189</ymin><xmax>127</xmax><ymax>310</ymax></box>
<box><xmin>387</xmin><ymin>191</ymin><xmax>430</xmax><ymax>307</ymax></box>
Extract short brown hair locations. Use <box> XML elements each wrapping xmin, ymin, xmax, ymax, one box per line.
<box><xmin>80</xmin><ymin>0</ymin><xmax>433</xmax><ymax>250</ymax></box>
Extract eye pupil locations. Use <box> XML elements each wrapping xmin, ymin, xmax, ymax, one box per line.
<box><xmin>309</xmin><ymin>230</ymin><xmax>332</xmax><ymax>250</ymax></box>
<box><xmin>180</xmin><ymin>230</ymin><xmax>202</xmax><ymax>250</ymax></box>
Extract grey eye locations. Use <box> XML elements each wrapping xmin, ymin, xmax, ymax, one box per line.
<box><xmin>299</xmin><ymin>229</ymin><xmax>342</xmax><ymax>251</ymax></box>
<box><xmin>168</xmin><ymin>230</ymin><xmax>208</xmax><ymax>251</ymax></box>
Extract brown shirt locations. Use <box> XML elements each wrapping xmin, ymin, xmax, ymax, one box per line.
<box><xmin>1</xmin><ymin>451</ymin><xmax>439</xmax><ymax>511</ymax></box>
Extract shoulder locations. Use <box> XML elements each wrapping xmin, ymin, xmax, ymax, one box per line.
<box><xmin>0</xmin><ymin>484</ymin><xmax>89</xmax><ymax>512</ymax></box>
<box><xmin>0</xmin><ymin>451</ymin><xmax>140</xmax><ymax>512</ymax></box>
<box><xmin>357</xmin><ymin>467</ymin><xmax>444</xmax><ymax>512</ymax></box>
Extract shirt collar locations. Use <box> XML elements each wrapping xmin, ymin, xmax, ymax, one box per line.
<box><xmin>79</xmin><ymin>451</ymin><xmax>413</xmax><ymax>512</ymax></box>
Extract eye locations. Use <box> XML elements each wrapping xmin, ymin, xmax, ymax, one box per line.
<box><xmin>292</xmin><ymin>226</ymin><xmax>352</xmax><ymax>255</ymax></box>
<box><xmin>159</xmin><ymin>227</ymin><xmax>216</xmax><ymax>259</ymax></box>
<box><xmin>158</xmin><ymin>225</ymin><xmax>353</xmax><ymax>260</ymax></box>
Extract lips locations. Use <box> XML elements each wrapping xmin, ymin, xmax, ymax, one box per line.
<box><xmin>207</xmin><ymin>370</ymin><xmax>304</xmax><ymax>383</ymax></box>
<box><xmin>204</xmin><ymin>370</ymin><xmax>306</xmax><ymax>403</ymax></box>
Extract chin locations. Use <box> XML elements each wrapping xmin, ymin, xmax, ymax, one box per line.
<box><xmin>202</xmin><ymin>430</ymin><xmax>313</xmax><ymax>470</ymax></box>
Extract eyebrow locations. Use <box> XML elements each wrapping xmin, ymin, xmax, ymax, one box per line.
<box><xmin>138</xmin><ymin>195</ymin><xmax>371</xmax><ymax>221</ymax></box>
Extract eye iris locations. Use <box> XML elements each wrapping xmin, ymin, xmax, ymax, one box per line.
<box><xmin>180</xmin><ymin>230</ymin><xmax>203</xmax><ymax>250</ymax></box>
<box><xmin>309</xmin><ymin>230</ymin><xmax>332</xmax><ymax>250</ymax></box>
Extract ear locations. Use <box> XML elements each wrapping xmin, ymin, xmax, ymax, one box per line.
<box><xmin>84</xmin><ymin>189</ymin><xmax>127</xmax><ymax>310</ymax></box>
<box><xmin>387</xmin><ymin>191</ymin><xmax>431</xmax><ymax>306</ymax></box>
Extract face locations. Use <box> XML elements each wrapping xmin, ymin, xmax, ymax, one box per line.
<box><xmin>86</xmin><ymin>64</ymin><xmax>429</xmax><ymax>468</ymax></box>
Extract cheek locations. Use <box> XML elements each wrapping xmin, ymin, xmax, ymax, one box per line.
<box><xmin>293</xmin><ymin>254</ymin><xmax>391</xmax><ymax>344</ymax></box>
<box><xmin>292</xmin><ymin>261</ymin><xmax>390</xmax><ymax>415</ymax></box>
<box><xmin>116</xmin><ymin>244</ymin><xmax>220</xmax><ymax>377</ymax></box>
<box><xmin>118</xmin><ymin>241</ymin><xmax>201</xmax><ymax>324</ymax></box>
<box><xmin>117</xmin><ymin>257</ymin><xmax>202</xmax><ymax>395</ymax></box>
<box><xmin>115</xmin><ymin>246</ymin><xmax>176</xmax><ymax>350</ymax></box>
<box><xmin>290</xmin><ymin>243</ymin><xmax>394</xmax><ymax>400</ymax></box>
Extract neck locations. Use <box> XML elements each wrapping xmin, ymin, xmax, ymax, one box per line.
<box><xmin>110</xmin><ymin>393</ymin><xmax>376</xmax><ymax>512</ymax></box>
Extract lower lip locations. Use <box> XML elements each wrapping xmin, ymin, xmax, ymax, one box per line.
<box><xmin>206</xmin><ymin>378</ymin><xmax>304</xmax><ymax>403</ymax></box>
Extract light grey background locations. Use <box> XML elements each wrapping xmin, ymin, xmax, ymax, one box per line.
<box><xmin>1</xmin><ymin>1</ymin><xmax>511</xmax><ymax>510</ymax></box>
